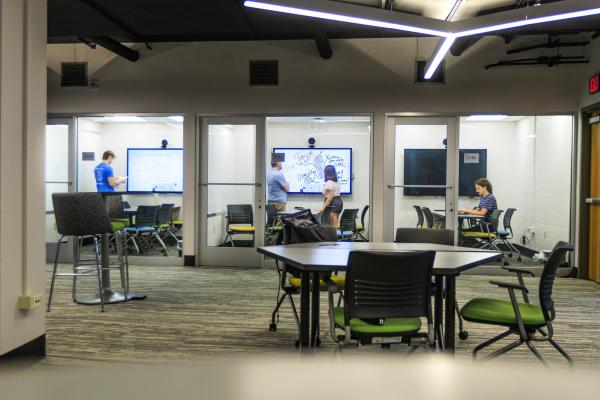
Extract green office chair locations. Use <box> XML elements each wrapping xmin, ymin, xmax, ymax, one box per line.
<box><xmin>327</xmin><ymin>250</ymin><xmax>436</xmax><ymax>351</ymax></box>
<box><xmin>460</xmin><ymin>241</ymin><xmax>574</xmax><ymax>367</ymax></box>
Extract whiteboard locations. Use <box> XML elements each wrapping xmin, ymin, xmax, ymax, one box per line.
<box><xmin>273</xmin><ymin>148</ymin><xmax>352</xmax><ymax>194</ymax></box>
<box><xmin>127</xmin><ymin>148</ymin><xmax>183</xmax><ymax>193</ymax></box>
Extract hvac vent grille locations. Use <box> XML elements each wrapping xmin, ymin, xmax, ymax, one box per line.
<box><xmin>415</xmin><ymin>60</ymin><xmax>445</xmax><ymax>84</ymax></box>
<box><xmin>61</xmin><ymin>62</ymin><xmax>88</xmax><ymax>87</ymax></box>
<box><xmin>249</xmin><ymin>60</ymin><xmax>278</xmax><ymax>86</ymax></box>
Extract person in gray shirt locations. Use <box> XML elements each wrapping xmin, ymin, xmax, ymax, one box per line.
<box><xmin>267</xmin><ymin>161</ymin><xmax>289</xmax><ymax>213</ymax></box>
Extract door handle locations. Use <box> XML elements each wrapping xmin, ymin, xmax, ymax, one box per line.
<box><xmin>585</xmin><ymin>198</ymin><xmax>600</xmax><ymax>204</ymax></box>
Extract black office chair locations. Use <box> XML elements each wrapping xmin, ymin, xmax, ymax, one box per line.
<box><xmin>337</xmin><ymin>208</ymin><xmax>359</xmax><ymax>241</ymax></box>
<box><xmin>460</xmin><ymin>242</ymin><xmax>574</xmax><ymax>367</ymax></box>
<box><xmin>421</xmin><ymin>207</ymin><xmax>444</xmax><ymax>229</ymax></box>
<box><xmin>265</xmin><ymin>203</ymin><xmax>283</xmax><ymax>246</ymax></box>
<box><xmin>223</xmin><ymin>204</ymin><xmax>255</xmax><ymax>247</ymax></box>
<box><xmin>157</xmin><ymin>203</ymin><xmax>179</xmax><ymax>245</ymax></box>
<box><xmin>394</xmin><ymin>228</ymin><xmax>468</xmax><ymax>342</ymax></box>
<box><xmin>269</xmin><ymin>209</ymin><xmax>342</xmax><ymax>344</ymax></box>
<box><xmin>105</xmin><ymin>194</ymin><xmax>130</xmax><ymax>231</ymax></box>
<box><xmin>327</xmin><ymin>250</ymin><xmax>436</xmax><ymax>351</ymax></box>
<box><xmin>496</xmin><ymin>208</ymin><xmax>522</xmax><ymax>261</ymax></box>
<box><xmin>413</xmin><ymin>205</ymin><xmax>424</xmax><ymax>228</ymax></box>
<box><xmin>463</xmin><ymin>209</ymin><xmax>504</xmax><ymax>250</ymax></box>
<box><xmin>48</xmin><ymin>193</ymin><xmax>128</xmax><ymax>312</ymax></box>
<box><xmin>355</xmin><ymin>205</ymin><xmax>369</xmax><ymax>241</ymax></box>
<box><xmin>125</xmin><ymin>205</ymin><xmax>168</xmax><ymax>256</ymax></box>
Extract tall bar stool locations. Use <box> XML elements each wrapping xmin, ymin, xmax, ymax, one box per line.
<box><xmin>48</xmin><ymin>192</ymin><xmax>124</xmax><ymax>312</ymax></box>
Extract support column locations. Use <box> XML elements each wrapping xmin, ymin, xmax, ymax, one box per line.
<box><xmin>0</xmin><ymin>0</ymin><xmax>47</xmax><ymax>356</ymax></box>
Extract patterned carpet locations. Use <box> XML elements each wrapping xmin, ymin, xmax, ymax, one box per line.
<box><xmin>43</xmin><ymin>263</ymin><xmax>600</xmax><ymax>368</ymax></box>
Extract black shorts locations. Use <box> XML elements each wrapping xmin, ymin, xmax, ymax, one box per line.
<box><xmin>329</xmin><ymin>196</ymin><xmax>343</xmax><ymax>214</ymax></box>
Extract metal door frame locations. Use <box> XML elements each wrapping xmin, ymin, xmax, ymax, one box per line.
<box><xmin>45</xmin><ymin>117</ymin><xmax>77</xmax><ymax>263</ymax></box>
<box><xmin>384</xmin><ymin>116</ymin><xmax>459</xmax><ymax>243</ymax></box>
<box><xmin>198</xmin><ymin>116</ymin><xmax>266</xmax><ymax>267</ymax></box>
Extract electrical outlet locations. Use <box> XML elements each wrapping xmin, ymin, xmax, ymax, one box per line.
<box><xmin>18</xmin><ymin>294</ymin><xmax>42</xmax><ymax>310</ymax></box>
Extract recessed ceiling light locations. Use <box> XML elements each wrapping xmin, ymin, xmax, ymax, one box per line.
<box><xmin>466</xmin><ymin>115</ymin><xmax>508</xmax><ymax>121</ymax></box>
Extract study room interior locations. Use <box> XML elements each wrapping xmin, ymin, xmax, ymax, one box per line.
<box><xmin>4</xmin><ymin>1</ymin><xmax>600</xmax><ymax>397</ymax></box>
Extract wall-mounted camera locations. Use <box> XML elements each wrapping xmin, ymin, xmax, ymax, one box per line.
<box><xmin>161</xmin><ymin>139</ymin><xmax>168</xmax><ymax>149</ymax></box>
<box><xmin>308</xmin><ymin>137</ymin><xmax>316</xmax><ymax>148</ymax></box>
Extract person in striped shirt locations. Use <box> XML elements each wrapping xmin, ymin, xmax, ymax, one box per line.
<box><xmin>458</xmin><ymin>178</ymin><xmax>497</xmax><ymax>223</ymax></box>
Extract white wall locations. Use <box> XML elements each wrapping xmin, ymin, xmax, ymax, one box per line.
<box><xmin>0</xmin><ymin>0</ymin><xmax>46</xmax><ymax>356</ymax></box>
<box><xmin>533</xmin><ymin>116</ymin><xmax>573</xmax><ymax>250</ymax></box>
<box><xmin>47</xmin><ymin>36</ymin><xmax>586</xmax><ymax>256</ymax></box>
<box><xmin>266</xmin><ymin>120</ymin><xmax>371</xmax><ymax>218</ymax></box>
<box><xmin>77</xmin><ymin>119</ymin><xmax>184</xmax><ymax>209</ymax></box>
<box><xmin>45</xmin><ymin>124</ymin><xmax>70</xmax><ymax>243</ymax></box>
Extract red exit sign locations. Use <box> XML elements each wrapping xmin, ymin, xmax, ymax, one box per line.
<box><xmin>590</xmin><ymin>75</ymin><xmax>599</xmax><ymax>95</ymax></box>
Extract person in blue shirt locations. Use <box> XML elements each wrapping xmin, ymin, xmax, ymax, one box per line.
<box><xmin>459</xmin><ymin>177</ymin><xmax>497</xmax><ymax>224</ymax></box>
<box><xmin>94</xmin><ymin>150</ymin><xmax>126</xmax><ymax>192</ymax></box>
<box><xmin>266</xmin><ymin>160</ymin><xmax>289</xmax><ymax>213</ymax></box>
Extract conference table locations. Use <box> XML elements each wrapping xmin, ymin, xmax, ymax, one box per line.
<box><xmin>258</xmin><ymin>242</ymin><xmax>501</xmax><ymax>353</ymax></box>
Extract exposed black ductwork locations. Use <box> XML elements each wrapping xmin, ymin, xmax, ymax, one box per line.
<box><xmin>485</xmin><ymin>55</ymin><xmax>589</xmax><ymax>69</ymax></box>
<box><xmin>314</xmin><ymin>32</ymin><xmax>333</xmax><ymax>60</ymax></box>
<box><xmin>90</xmin><ymin>37</ymin><xmax>140</xmax><ymax>62</ymax></box>
<box><xmin>507</xmin><ymin>36</ymin><xmax>590</xmax><ymax>54</ymax></box>
<box><xmin>79</xmin><ymin>0</ymin><xmax>152</xmax><ymax>50</ymax></box>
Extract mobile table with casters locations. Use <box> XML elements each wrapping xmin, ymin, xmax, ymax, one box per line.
<box><xmin>258</xmin><ymin>242</ymin><xmax>501</xmax><ymax>353</ymax></box>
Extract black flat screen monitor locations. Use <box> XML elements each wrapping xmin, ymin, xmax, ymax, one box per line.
<box><xmin>403</xmin><ymin>149</ymin><xmax>487</xmax><ymax>197</ymax></box>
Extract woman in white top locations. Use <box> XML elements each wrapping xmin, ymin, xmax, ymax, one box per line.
<box><xmin>319</xmin><ymin>165</ymin><xmax>343</xmax><ymax>227</ymax></box>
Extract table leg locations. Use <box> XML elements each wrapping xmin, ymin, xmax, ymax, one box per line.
<box><xmin>444</xmin><ymin>275</ymin><xmax>456</xmax><ymax>353</ymax></box>
<box><xmin>299</xmin><ymin>272</ymin><xmax>311</xmax><ymax>349</ymax></box>
<box><xmin>434</xmin><ymin>275</ymin><xmax>444</xmax><ymax>350</ymax></box>
<box><xmin>310</xmin><ymin>272</ymin><xmax>320</xmax><ymax>347</ymax></box>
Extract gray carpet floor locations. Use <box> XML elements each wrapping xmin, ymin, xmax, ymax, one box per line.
<box><xmin>43</xmin><ymin>263</ymin><xmax>600</xmax><ymax>368</ymax></box>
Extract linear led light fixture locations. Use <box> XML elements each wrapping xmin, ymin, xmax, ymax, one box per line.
<box><xmin>245</xmin><ymin>0</ymin><xmax>600</xmax><ymax>79</ymax></box>
<box><xmin>244</xmin><ymin>1</ymin><xmax>451</xmax><ymax>37</ymax></box>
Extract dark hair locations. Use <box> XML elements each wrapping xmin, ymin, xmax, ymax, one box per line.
<box><xmin>102</xmin><ymin>150</ymin><xmax>115</xmax><ymax>160</ymax></box>
<box><xmin>271</xmin><ymin>161</ymin><xmax>279</xmax><ymax>168</ymax></box>
<box><xmin>475</xmin><ymin>178</ymin><xmax>493</xmax><ymax>194</ymax></box>
<box><xmin>324</xmin><ymin>165</ymin><xmax>338</xmax><ymax>182</ymax></box>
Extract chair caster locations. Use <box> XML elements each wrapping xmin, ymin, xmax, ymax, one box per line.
<box><xmin>269</xmin><ymin>323</ymin><xmax>277</xmax><ymax>332</ymax></box>
<box><xmin>517</xmin><ymin>257</ymin><xmax>522</xmax><ymax>262</ymax></box>
<box><xmin>459</xmin><ymin>330</ymin><xmax>469</xmax><ymax>340</ymax></box>
<box><xmin>503</xmin><ymin>261</ymin><xmax>509</xmax><ymax>266</ymax></box>
<box><xmin>508</xmin><ymin>254</ymin><xmax>513</xmax><ymax>258</ymax></box>
<box><xmin>381</xmin><ymin>344</ymin><xmax>391</xmax><ymax>349</ymax></box>
<box><xmin>294</xmin><ymin>340</ymin><xmax>300</xmax><ymax>348</ymax></box>
<box><xmin>315</xmin><ymin>337</ymin><xmax>321</xmax><ymax>347</ymax></box>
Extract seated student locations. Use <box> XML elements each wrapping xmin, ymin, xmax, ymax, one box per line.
<box><xmin>458</xmin><ymin>177</ymin><xmax>497</xmax><ymax>228</ymax></box>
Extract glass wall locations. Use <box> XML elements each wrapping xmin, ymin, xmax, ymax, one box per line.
<box><xmin>393</xmin><ymin>123</ymin><xmax>449</xmax><ymax>232</ymax></box>
<box><xmin>265</xmin><ymin>116</ymin><xmax>371</xmax><ymax>241</ymax></box>
<box><xmin>46</xmin><ymin>124</ymin><xmax>70</xmax><ymax>244</ymax></box>
<box><xmin>77</xmin><ymin>115</ymin><xmax>184</xmax><ymax>258</ymax></box>
<box><xmin>458</xmin><ymin>115</ymin><xmax>574</xmax><ymax>253</ymax></box>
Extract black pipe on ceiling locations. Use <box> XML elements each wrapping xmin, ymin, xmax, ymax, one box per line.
<box><xmin>314</xmin><ymin>32</ymin><xmax>333</xmax><ymax>60</ymax></box>
<box><xmin>91</xmin><ymin>36</ymin><xmax>140</xmax><ymax>62</ymax></box>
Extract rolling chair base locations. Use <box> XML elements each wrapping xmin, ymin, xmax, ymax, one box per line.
<box><xmin>75</xmin><ymin>289</ymin><xmax>147</xmax><ymax>305</ymax></box>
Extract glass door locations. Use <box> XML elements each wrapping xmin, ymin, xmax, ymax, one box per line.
<box><xmin>387</xmin><ymin>117</ymin><xmax>458</xmax><ymax>242</ymax></box>
<box><xmin>46</xmin><ymin>118</ymin><xmax>76</xmax><ymax>262</ymax></box>
<box><xmin>199</xmin><ymin>117</ymin><xmax>265</xmax><ymax>267</ymax></box>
